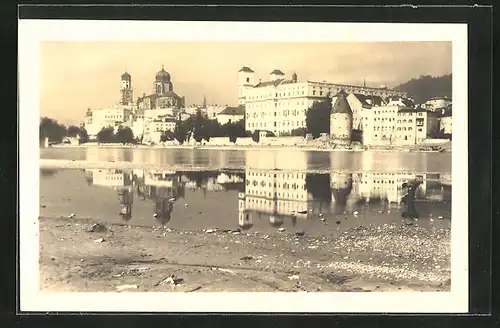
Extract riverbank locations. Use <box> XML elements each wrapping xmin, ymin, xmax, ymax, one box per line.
<box><xmin>48</xmin><ymin>140</ymin><xmax>452</xmax><ymax>153</ymax></box>
<box><xmin>39</xmin><ymin>216</ymin><xmax>451</xmax><ymax>292</ymax></box>
<box><xmin>39</xmin><ymin>159</ymin><xmax>452</xmax><ymax>178</ymax></box>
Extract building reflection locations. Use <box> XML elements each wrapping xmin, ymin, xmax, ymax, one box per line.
<box><xmin>241</xmin><ymin>168</ymin><xmax>450</xmax><ymax>227</ymax></box>
<box><xmin>83</xmin><ymin>164</ymin><xmax>450</xmax><ymax>228</ymax></box>
<box><xmin>84</xmin><ymin>168</ymin><xmax>246</xmax><ymax>224</ymax></box>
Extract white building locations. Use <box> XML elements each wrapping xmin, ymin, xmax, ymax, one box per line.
<box><xmin>361</xmin><ymin>103</ymin><xmax>439</xmax><ymax>146</ymax></box>
<box><xmin>238</xmin><ymin>66</ymin><xmax>406</xmax><ymax>136</ymax></box>
<box><xmin>84</xmin><ymin>106</ymin><xmax>133</xmax><ymax>139</ymax></box>
<box><xmin>143</xmin><ymin>117</ymin><xmax>177</xmax><ymax>144</ymax></box>
<box><xmin>439</xmin><ymin>114</ymin><xmax>452</xmax><ymax>134</ymax></box>
<box><xmin>85</xmin><ymin>169</ymin><xmax>132</xmax><ymax>187</ymax></box>
<box><xmin>216</xmin><ymin>105</ymin><xmax>245</xmax><ymax>125</ymax></box>
<box><xmin>205</xmin><ymin>105</ymin><xmax>227</xmax><ymax>120</ymax></box>
<box><xmin>424</xmin><ymin>97</ymin><xmax>451</xmax><ymax>111</ymax></box>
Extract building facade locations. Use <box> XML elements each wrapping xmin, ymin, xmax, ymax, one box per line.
<box><xmin>361</xmin><ymin>105</ymin><xmax>439</xmax><ymax>146</ymax></box>
<box><xmin>239</xmin><ymin>66</ymin><xmax>407</xmax><ymax>136</ymax></box>
<box><xmin>136</xmin><ymin>66</ymin><xmax>185</xmax><ymax>110</ymax></box>
<box><xmin>216</xmin><ymin>105</ymin><xmax>245</xmax><ymax>125</ymax></box>
<box><xmin>439</xmin><ymin>114</ymin><xmax>452</xmax><ymax>135</ymax></box>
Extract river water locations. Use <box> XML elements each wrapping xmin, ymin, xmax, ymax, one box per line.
<box><xmin>39</xmin><ymin>147</ymin><xmax>452</xmax><ymax>235</ymax></box>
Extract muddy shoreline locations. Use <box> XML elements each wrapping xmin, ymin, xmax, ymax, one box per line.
<box><xmin>39</xmin><ymin>216</ymin><xmax>451</xmax><ymax>293</ymax></box>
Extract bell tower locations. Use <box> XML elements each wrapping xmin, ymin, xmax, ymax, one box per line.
<box><xmin>238</xmin><ymin>66</ymin><xmax>255</xmax><ymax>105</ymax></box>
<box><xmin>120</xmin><ymin>71</ymin><xmax>133</xmax><ymax>105</ymax></box>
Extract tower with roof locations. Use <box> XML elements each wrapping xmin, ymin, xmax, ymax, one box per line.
<box><xmin>153</xmin><ymin>65</ymin><xmax>173</xmax><ymax>96</ymax></box>
<box><xmin>120</xmin><ymin>71</ymin><xmax>133</xmax><ymax>105</ymax></box>
<box><xmin>238</xmin><ymin>66</ymin><xmax>255</xmax><ymax>105</ymax></box>
<box><xmin>330</xmin><ymin>90</ymin><xmax>353</xmax><ymax>141</ymax></box>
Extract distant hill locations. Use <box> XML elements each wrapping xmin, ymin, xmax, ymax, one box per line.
<box><xmin>394</xmin><ymin>74</ymin><xmax>452</xmax><ymax>104</ymax></box>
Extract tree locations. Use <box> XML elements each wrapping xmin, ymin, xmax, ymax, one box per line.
<box><xmin>39</xmin><ymin>117</ymin><xmax>67</xmax><ymax>143</ymax></box>
<box><xmin>192</xmin><ymin>110</ymin><xmax>209</xmax><ymax>143</ymax></box>
<box><xmin>290</xmin><ymin>127</ymin><xmax>307</xmax><ymax>137</ymax></box>
<box><xmin>306</xmin><ymin>99</ymin><xmax>331</xmax><ymax>138</ymax></box>
<box><xmin>78</xmin><ymin>127</ymin><xmax>89</xmax><ymax>143</ymax></box>
<box><xmin>160</xmin><ymin>130</ymin><xmax>175</xmax><ymax>142</ymax></box>
<box><xmin>116</xmin><ymin>126</ymin><xmax>135</xmax><ymax>144</ymax></box>
<box><xmin>174</xmin><ymin>119</ymin><xmax>191</xmax><ymax>144</ymax></box>
<box><xmin>96</xmin><ymin>127</ymin><xmax>115</xmax><ymax>143</ymax></box>
<box><xmin>67</xmin><ymin>125</ymin><xmax>80</xmax><ymax>137</ymax></box>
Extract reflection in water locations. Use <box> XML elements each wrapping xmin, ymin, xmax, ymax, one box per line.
<box><xmin>66</xmin><ymin>167</ymin><xmax>451</xmax><ymax>229</ymax></box>
<box><xmin>40</xmin><ymin>149</ymin><xmax>451</xmax><ymax>231</ymax></box>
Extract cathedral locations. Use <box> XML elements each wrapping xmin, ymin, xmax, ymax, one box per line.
<box><xmin>131</xmin><ymin>66</ymin><xmax>185</xmax><ymax>110</ymax></box>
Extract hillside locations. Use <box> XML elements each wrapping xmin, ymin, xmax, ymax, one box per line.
<box><xmin>394</xmin><ymin>74</ymin><xmax>452</xmax><ymax>104</ymax></box>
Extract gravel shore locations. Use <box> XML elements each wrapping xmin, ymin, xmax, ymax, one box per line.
<box><xmin>39</xmin><ymin>216</ymin><xmax>451</xmax><ymax>293</ymax></box>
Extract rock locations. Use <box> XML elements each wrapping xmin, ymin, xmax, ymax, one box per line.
<box><xmin>93</xmin><ymin>238</ymin><xmax>104</xmax><ymax>243</ymax></box>
<box><xmin>68</xmin><ymin>213</ymin><xmax>76</xmax><ymax>218</ymax></box>
<box><xmin>278</xmin><ymin>228</ymin><xmax>286</xmax><ymax>232</ymax></box>
<box><xmin>240</xmin><ymin>256</ymin><xmax>254</xmax><ymax>261</ymax></box>
<box><xmin>320</xmin><ymin>217</ymin><xmax>325</xmax><ymax>222</ymax></box>
<box><xmin>295</xmin><ymin>231</ymin><xmax>305</xmax><ymax>237</ymax></box>
<box><xmin>159</xmin><ymin>274</ymin><xmax>184</xmax><ymax>286</ymax></box>
<box><xmin>153</xmin><ymin>213</ymin><xmax>158</xmax><ymax>218</ymax></box>
<box><xmin>335</xmin><ymin>220</ymin><xmax>341</xmax><ymax>225</ymax></box>
<box><xmin>89</xmin><ymin>223</ymin><xmax>106</xmax><ymax>233</ymax></box>
<box><xmin>318</xmin><ymin>213</ymin><xmax>323</xmax><ymax>217</ymax></box>
<box><xmin>288</xmin><ymin>274</ymin><xmax>300</xmax><ymax>280</ymax></box>
<box><xmin>297</xmin><ymin>210</ymin><xmax>307</xmax><ymax>214</ymax></box>
<box><xmin>353</xmin><ymin>211</ymin><xmax>359</xmax><ymax>215</ymax></box>
<box><xmin>205</xmin><ymin>229</ymin><xmax>217</xmax><ymax>233</ymax></box>
<box><xmin>168</xmin><ymin>197</ymin><xmax>176</xmax><ymax>202</ymax></box>
<box><xmin>184</xmin><ymin>204</ymin><xmax>189</xmax><ymax>208</ymax></box>
<box><xmin>116</xmin><ymin>284</ymin><xmax>138</xmax><ymax>291</ymax></box>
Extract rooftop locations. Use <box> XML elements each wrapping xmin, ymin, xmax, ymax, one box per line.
<box><xmin>352</xmin><ymin>93</ymin><xmax>386</xmax><ymax>107</ymax></box>
<box><xmin>270</xmin><ymin>69</ymin><xmax>285</xmax><ymax>75</ymax></box>
<box><xmin>239</xmin><ymin>66</ymin><xmax>254</xmax><ymax>73</ymax></box>
<box><xmin>331</xmin><ymin>90</ymin><xmax>353</xmax><ymax>115</ymax></box>
<box><xmin>219</xmin><ymin>105</ymin><xmax>245</xmax><ymax>116</ymax></box>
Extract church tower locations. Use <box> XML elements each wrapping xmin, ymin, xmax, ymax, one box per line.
<box><xmin>120</xmin><ymin>71</ymin><xmax>133</xmax><ymax>105</ymax></box>
<box><xmin>238</xmin><ymin>66</ymin><xmax>255</xmax><ymax>105</ymax></box>
<box><xmin>153</xmin><ymin>65</ymin><xmax>173</xmax><ymax>96</ymax></box>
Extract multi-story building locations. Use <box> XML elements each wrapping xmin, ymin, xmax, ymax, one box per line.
<box><xmin>216</xmin><ymin>105</ymin><xmax>245</xmax><ymax>125</ymax></box>
<box><xmin>424</xmin><ymin>97</ymin><xmax>451</xmax><ymax>112</ymax></box>
<box><xmin>239</xmin><ymin>66</ymin><xmax>406</xmax><ymax>136</ymax></box>
<box><xmin>333</xmin><ymin>93</ymin><xmax>387</xmax><ymax>131</ymax></box>
<box><xmin>439</xmin><ymin>113</ymin><xmax>452</xmax><ymax>135</ymax></box>
<box><xmin>361</xmin><ymin>102</ymin><xmax>439</xmax><ymax>146</ymax></box>
<box><xmin>143</xmin><ymin>117</ymin><xmax>177</xmax><ymax>144</ymax></box>
<box><xmin>85</xmin><ymin>106</ymin><xmax>134</xmax><ymax>140</ymax></box>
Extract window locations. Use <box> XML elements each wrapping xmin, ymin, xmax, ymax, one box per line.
<box><xmin>418</xmin><ymin>128</ymin><xmax>423</xmax><ymax>132</ymax></box>
<box><xmin>313</xmin><ymin>90</ymin><xmax>316</xmax><ymax>95</ymax></box>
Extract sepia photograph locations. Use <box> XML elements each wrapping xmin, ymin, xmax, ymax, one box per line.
<box><xmin>19</xmin><ymin>20</ymin><xmax>468</xmax><ymax>313</ymax></box>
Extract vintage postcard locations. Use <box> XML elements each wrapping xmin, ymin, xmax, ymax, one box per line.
<box><xmin>19</xmin><ymin>20</ymin><xmax>468</xmax><ymax>313</ymax></box>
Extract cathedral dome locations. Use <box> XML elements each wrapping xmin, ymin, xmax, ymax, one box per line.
<box><xmin>155</xmin><ymin>66</ymin><xmax>171</xmax><ymax>82</ymax></box>
<box><xmin>121</xmin><ymin>72</ymin><xmax>131</xmax><ymax>81</ymax></box>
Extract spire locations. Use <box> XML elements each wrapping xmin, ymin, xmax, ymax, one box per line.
<box><xmin>363</xmin><ymin>78</ymin><xmax>366</xmax><ymax>88</ymax></box>
<box><xmin>161</xmin><ymin>64</ymin><xmax>164</xmax><ymax>70</ymax></box>
<box><xmin>203</xmin><ymin>94</ymin><xmax>207</xmax><ymax>108</ymax></box>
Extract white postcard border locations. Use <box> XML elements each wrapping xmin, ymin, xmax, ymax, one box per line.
<box><xmin>18</xmin><ymin>20</ymin><xmax>468</xmax><ymax>313</ymax></box>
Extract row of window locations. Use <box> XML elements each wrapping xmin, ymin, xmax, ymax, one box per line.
<box><xmin>247</xmin><ymin>101</ymin><xmax>307</xmax><ymax>109</ymax></box>
<box><xmin>247</xmin><ymin>109</ymin><xmax>307</xmax><ymax>119</ymax></box>
<box><xmin>247</xmin><ymin>121</ymin><xmax>305</xmax><ymax>128</ymax></box>
<box><xmin>247</xmin><ymin>172</ymin><xmax>306</xmax><ymax>179</ymax></box>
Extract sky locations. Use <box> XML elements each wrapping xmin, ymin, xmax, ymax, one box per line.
<box><xmin>39</xmin><ymin>41</ymin><xmax>452</xmax><ymax>125</ymax></box>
